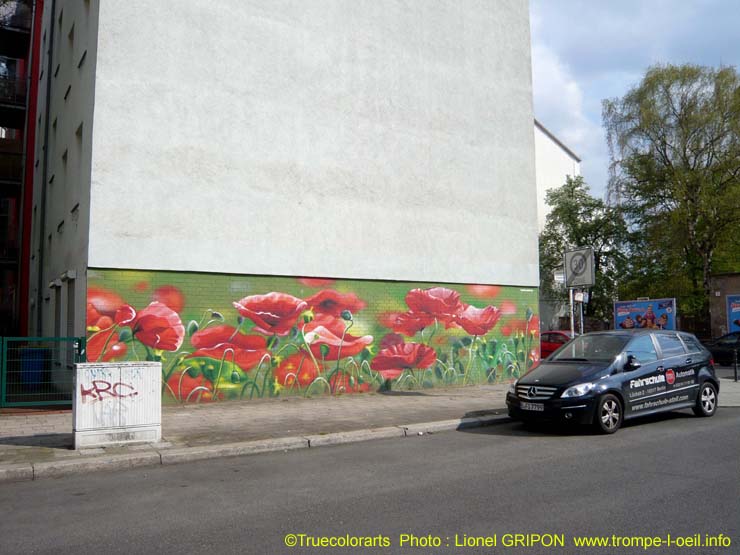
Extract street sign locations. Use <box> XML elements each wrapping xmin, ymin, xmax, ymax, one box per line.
<box><xmin>564</xmin><ymin>248</ymin><xmax>595</xmax><ymax>288</ymax></box>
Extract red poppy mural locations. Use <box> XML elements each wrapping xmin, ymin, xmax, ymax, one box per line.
<box><xmin>87</xmin><ymin>271</ymin><xmax>539</xmax><ymax>403</ymax></box>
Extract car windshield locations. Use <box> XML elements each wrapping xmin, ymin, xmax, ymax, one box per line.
<box><xmin>551</xmin><ymin>334</ymin><xmax>630</xmax><ymax>362</ymax></box>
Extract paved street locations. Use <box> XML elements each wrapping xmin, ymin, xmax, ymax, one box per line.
<box><xmin>1</xmin><ymin>408</ymin><xmax>738</xmax><ymax>555</ymax></box>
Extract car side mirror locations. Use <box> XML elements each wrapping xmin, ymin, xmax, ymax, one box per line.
<box><xmin>624</xmin><ymin>355</ymin><xmax>641</xmax><ymax>371</ymax></box>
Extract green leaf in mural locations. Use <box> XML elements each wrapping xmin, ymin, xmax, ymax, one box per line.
<box><xmin>187</xmin><ymin>320</ymin><xmax>199</xmax><ymax>337</ymax></box>
<box><xmin>487</xmin><ymin>339</ymin><xmax>497</xmax><ymax>356</ymax></box>
<box><xmin>118</xmin><ymin>328</ymin><xmax>133</xmax><ymax>342</ymax></box>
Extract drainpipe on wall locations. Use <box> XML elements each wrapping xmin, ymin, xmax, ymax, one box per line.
<box><xmin>36</xmin><ymin>0</ymin><xmax>55</xmax><ymax>336</ymax></box>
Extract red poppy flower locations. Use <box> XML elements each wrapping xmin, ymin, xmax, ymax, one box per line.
<box><xmin>115</xmin><ymin>304</ymin><xmax>137</xmax><ymax>326</ymax></box>
<box><xmin>465</xmin><ymin>284</ymin><xmax>502</xmax><ymax>299</ymax></box>
<box><xmin>273</xmin><ymin>354</ymin><xmax>321</xmax><ymax>387</ymax></box>
<box><xmin>133</xmin><ymin>281</ymin><xmax>150</xmax><ymax>293</ymax></box>
<box><xmin>501</xmin><ymin>320</ymin><xmax>521</xmax><ymax>337</ymax></box>
<box><xmin>86</xmin><ymin>287</ymin><xmax>126</xmax><ymax>327</ymax></box>
<box><xmin>391</xmin><ymin>311</ymin><xmax>435</xmax><ymax>336</ymax></box>
<box><xmin>528</xmin><ymin>348</ymin><xmax>541</xmax><ymax>371</ymax></box>
<box><xmin>87</xmin><ymin>287</ymin><xmax>125</xmax><ymax>317</ymax></box>
<box><xmin>303</xmin><ymin>315</ymin><xmax>373</xmax><ymax>360</ymax></box>
<box><xmin>527</xmin><ymin>315</ymin><xmax>540</xmax><ymax>336</ymax></box>
<box><xmin>152</xmin><ymin>285</ymin><xmax>185</xmax><ymax>313</ymax></box>
<box><xmin>297</xmin><ymin>277</ymin><xmax>336</xmax><ymax>288</ymax></box>
<box><xmin>329</xmin><ymin>372</ymin><xmax>372</xmax><ymax>394</ymax></box>
<box><xmin>131</xmin><ymin>301</ymin><xmax>185</xmax><ymax>351</ymax></box>
<box><xmin>87</xmin><ymin>329</ymin><xmax>127</xmax><ymax>362</ymax></box>
<box><xmin>501</xmin><ymin>315</ymin><xmax>540</xmax><ymax>338</ymax></box>
<box><xmin>405</xmin><ymin>287</ymin><xmax>463</xmax><ymax>325</ymax></box>
<box><xmin>378</xmin><ymin>311</ymin><xmax>403</xmax><ymax>328</ymax></box>
<box><xmin>166</xmin><ymin>371</ymin><xmax>220</xmax><ymax>402</ymax></box>
<box><xmin>233</xmin><ymin>292</ymin><xmax>308</xmax><ymax>336</ymax></box>
<box><xmin>455</xmin><ymin>304</ymin><xmax>502</xmax><ymax>336</ymax></box>
<box><xmin>380</xmin><ymin>333</ymin><xmax>405</xmax><ymax>349</ymax></box>
<box><xmin>500</xmin><ymin>300</ymin><xmax>517</xmax><ymax>315</ymax></box>
<box><xmin>87</xmin><ymin>302</ymin><xmax>114</xmax><ymax>330</ymax></box>
<box><xmin>371</xmin><ymin>342</ymin><xmax>437</xmax><ymax>379</ymax></box>
<box><xmin>305</xmin><ymin>289</ymin><xmax>366</xmax><ymax>318</ymax></box>
<box><xmin>189</xmin><ymin>325</ymin><xmax>268</xmax><ymax>371</ymax></box>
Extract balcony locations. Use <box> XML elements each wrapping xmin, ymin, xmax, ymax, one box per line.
<box><xmin>0</xmin><ymin>1</ymin><xmax>32</xmax><ymax>30</ymax></box>
<box><xmin>0</xmin><ymin>1</ymin><xmax>32</xmax><ymax>59</ymax></box>
<box><xmin>0</xmin><ymin>75</ymin><xmax>26</xmax><ymax>105</ymax></box>
<box><xmin>0</xmin><ymin>75</ymin><xmax>26</xmax><ymax>128</ymax></box>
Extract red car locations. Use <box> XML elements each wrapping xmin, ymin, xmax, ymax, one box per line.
<box><xmin>540</xmin><ymin>330</ymin><xmax>575</xmax><ymax>358</ymax></box>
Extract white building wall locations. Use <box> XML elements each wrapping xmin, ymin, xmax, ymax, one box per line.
<box><xmin>534</xmin><ymin>120</ymin><xmax>580</xmax><ymax>231</ymax></box>
<box><xmin>88</xmin><ymin>0</ymin><xmax>539</xmax><ymax>287</ymax></box>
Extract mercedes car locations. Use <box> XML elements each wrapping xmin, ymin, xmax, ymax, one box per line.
<box><xmin>506</xmin><ymin>330</ymin><xmax>719</xmax><ymax>434</ymax></box>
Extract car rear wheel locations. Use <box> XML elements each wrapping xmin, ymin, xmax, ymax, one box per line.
<box><xmin>693</xmin><ymin>382</ymin><xmax>717</xmax><ymax>417</ymax></box>
<box><xmin>594</xmin><ymin>394</ymin><xmax>622</xmax><ymax>434</ymax></box>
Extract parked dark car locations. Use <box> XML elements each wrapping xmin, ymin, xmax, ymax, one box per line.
<box><xmin>703</xmin><ymin>332</ymin><xmax>740</xmax><ymax>366</ymax></box>
<box><xmin>540</xmin><ymin>330</ymin><xmax>575</xmax><ymax>358</ymax></box>
<box><xmin>507</xmin><ymin>330</ymin><xmax>719</xmax><ymax>434</ymax></box>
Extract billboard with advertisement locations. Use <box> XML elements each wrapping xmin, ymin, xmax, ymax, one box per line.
<box><xmin>614</xmin><ymin>298</ymin><xmax>676</xmax><ymax>330</ymax></box>
<box><xmin>727</xmin><ymin>294</ymin><xmax>740</xmax><ymax>333</ymax></box>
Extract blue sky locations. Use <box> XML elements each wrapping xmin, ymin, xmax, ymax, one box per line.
<box><xmin>530</xmin><ymin>0</ymin><xmax>740</xmax><ymax>198</ymax></box>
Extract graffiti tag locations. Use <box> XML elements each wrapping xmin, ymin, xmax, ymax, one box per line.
<box><xmin>80</xmin><ymin>380</ymin><xmax>139</xmax><ymax>403</ymax></box>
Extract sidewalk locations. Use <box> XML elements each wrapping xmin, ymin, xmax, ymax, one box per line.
<box><xmin>2</xmin><ymin>378</ymin><xmax>739</xmax><ymax>483</ymax></box>
<box><xmin>0</xmin><ymin>384</ymin><xmax>511</xmax><ymax>482</ymax></box>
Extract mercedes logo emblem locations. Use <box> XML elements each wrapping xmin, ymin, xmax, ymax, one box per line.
<box><xmin>528</xmin><ymin>386</ymin><xmax>537</xmax><ymax>398</ymax></box>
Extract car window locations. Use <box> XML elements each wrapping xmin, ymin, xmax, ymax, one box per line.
<box><xmin>656</xmin><ymin>333</ymin><xmax>686</xmax><ymax>358</ymax></box>
<box><xmin>552</xmin><ymin>334</ymin><xmax>568</xmax><ymax>344</ymax></box>
<box><xmin>717</xmin><ymin>335</ymin><xmax>740</xmax><ymax>346</ymax></box>
<box><xmin>551</xmin><ymin>334</ymin><xmax>629</xmax><ymax>362</ymax></box>
<box><xmin>625</xmin><ymin>335</ymin><xmax>658</xmax><ymax>363</ymax></box>
<box><xmin>679</xmin><ymin>334</ymin><xmax>702</xmax><ymax>353</ymax></box>
<box><xmin>541</xmin><ymin>333</ymin><xmax>552</xmax><ymax>342</ymax></box>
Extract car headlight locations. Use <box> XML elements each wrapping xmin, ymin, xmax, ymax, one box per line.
<box><xmin>561</xmin><ymin>382</ymin><xmax>595</xmax><ymax>398</ymax></box>
<box><xmin>508</xmin><ymin>380</ymin><xmax>518</xmax><ymax>394</ymax></box>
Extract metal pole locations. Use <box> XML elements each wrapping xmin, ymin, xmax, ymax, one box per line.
<box><xmin>569</xmin><ymin>288</ymin><xmax>575</xmax><ymax>336</ymax></box>
<box><xmin>579</xmin><ymin>296</ymin><xmax>584</xmax><ymax>335</ymax></box>
<box><xmin>734</xmin><ymin>349</ymin><xmax>738</xmax><ymax>383</ymax></box>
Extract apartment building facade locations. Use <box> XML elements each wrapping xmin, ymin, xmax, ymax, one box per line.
<box><xmin>26</xmin><ymin>0</ymin><xmax>541</xmax><ymax>403</ymax></box>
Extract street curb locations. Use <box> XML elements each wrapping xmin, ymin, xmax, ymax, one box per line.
<box><xmin>32</xmin><ymin>452</ymin><xmax>162</xmax><ymax>480</ymax></box>
<box><xmin>305</xmin><ymin>426</ymin><xmax>405</xmax><ymax>447</ymax></box>
<box><xmin>0</xmin><ymin>462</ymin><xmax>34</xmax><ymax>482</ymax></box>
<box><xmin>0</xmin><ymin>412</ymin><xmax>510</xmax><ymax>483</ymax></box>
<box><xmin>159</xmin><ymin>436</ymin><xmax>308</xmax><ymax>465</ymax></box>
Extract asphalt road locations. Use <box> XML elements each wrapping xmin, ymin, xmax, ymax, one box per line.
<box><xmin>1</xmin><ymin>409</ymin><xmax>738</xmax><ymax>555</ymax></box>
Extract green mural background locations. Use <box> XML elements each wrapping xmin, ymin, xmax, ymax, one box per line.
<box><xmin>86</xmin><ymin>269</ymin><xmax>539</xmax><ymax>403</ymax></box>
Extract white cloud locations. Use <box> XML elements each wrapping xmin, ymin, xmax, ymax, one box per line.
<box><xmin>530</xmin><ymin>36</ymin><xmax>607</xmax><ymax>196</ymax></box>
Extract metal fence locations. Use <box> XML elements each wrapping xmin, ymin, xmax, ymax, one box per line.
<box><xmin>0</xmin><ymin>337</ymin><xmax>86</xmax><ymax>407</ymax></box>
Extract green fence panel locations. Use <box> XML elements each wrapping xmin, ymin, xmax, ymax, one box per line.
<box><xmin>0</xmin><ymin>337</ymin><xmax>86</xmax><ymax>408</ymax></box>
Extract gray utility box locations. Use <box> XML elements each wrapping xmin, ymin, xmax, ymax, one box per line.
<box><xmin>73</xmin><ymin>362</ymin><xmax>161</xmax><ymax>449</ymax></box>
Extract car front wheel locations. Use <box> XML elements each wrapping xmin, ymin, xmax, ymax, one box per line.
<box><xmin>693</xmin><ymin>382</ymin><xmax>718</xmax><ymax>417</ymax></box>
<box><xmin>594</xmin><ymin>394</ymin><xmax>623</xmax><ymax>434</ymax></box>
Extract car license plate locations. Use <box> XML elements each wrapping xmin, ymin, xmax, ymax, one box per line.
<box><xmin>521</xmin><ymin>402</ymin><xmax>544</xmax><ymax>411</ymax></box>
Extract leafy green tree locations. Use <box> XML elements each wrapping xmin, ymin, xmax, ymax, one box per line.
<box><xmin>604</xmin><ymin>64</ymin><xmax>740</xmax><ymax>323</ymax></box>
<box><xmin>539</xmin><ymin>176</ymin><xmax>628</xmax><ymax>322</ymax></box>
